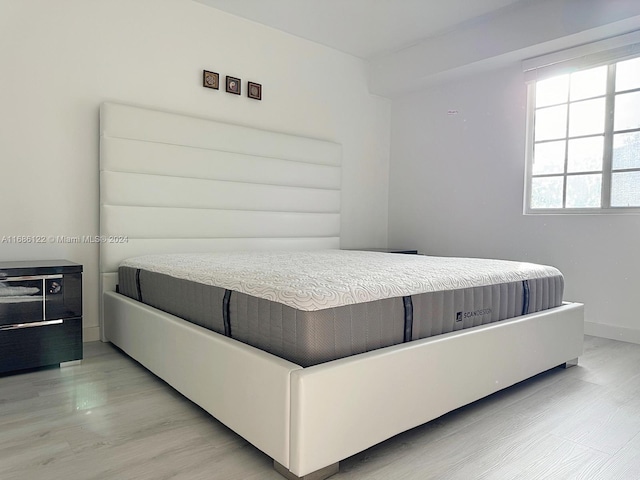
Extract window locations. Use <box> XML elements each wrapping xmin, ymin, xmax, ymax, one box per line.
<box><xmin>525</xmin><ymin>54</ymin><xmax>640</xmax><ymax>213</ymax></box>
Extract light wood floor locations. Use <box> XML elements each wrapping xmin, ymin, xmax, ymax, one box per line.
<box><xmin>1</xmin><ymin>336</ymin><xmax>639</xmax><ymax>480</ymax></box>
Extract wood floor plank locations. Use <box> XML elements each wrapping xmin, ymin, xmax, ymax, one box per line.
<box><xmin>550</xmin><ymin>373</ymin><xmax>640</xmax><ymax>455</ymax></box>
<box><xmin>593</xmin><ymin>431</ymin><xmax>640</xmax><ymax>480</ymax></box>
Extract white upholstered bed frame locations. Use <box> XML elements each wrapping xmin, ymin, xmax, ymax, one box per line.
<box><xmin>99</xmin><ymin>102</ymin><xmax>584</xmax><ymax>479</ymax></box>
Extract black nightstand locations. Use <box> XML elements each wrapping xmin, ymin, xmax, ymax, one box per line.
<box><xmin>0</xmin><ymin>260</ymin><xmax>83</xmax><ymax>374</ymax></box>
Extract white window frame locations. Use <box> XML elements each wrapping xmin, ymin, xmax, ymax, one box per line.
<box><xmin>523</xmin><ymin>31</ymin><xmax>640</xmax><ymax>215</ymax></box>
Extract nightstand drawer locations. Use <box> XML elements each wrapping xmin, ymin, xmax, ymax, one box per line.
<box><xmin>0</xmin><ymin>317</ymin><xmax>82</xmax><ymax>374</ymax></box>
<box><xmin>0</xmin><ymin>273</ymin><xmax>82</xmax><ymax>326</ymax></box>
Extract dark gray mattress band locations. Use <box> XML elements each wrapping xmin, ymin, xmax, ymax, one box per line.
<box><xmin>135</xmin><ymin>268</ymin><xmax>143</xmax><ymax>302</ymax></box>
<box><xmin>118</xmin><ymin>266</ymin><xmax>563</xmax><ymax>366</ymax></box>
<box><xmin>523</xmin><ymin>279</ymin><xmax>530</xmax><ymax>316</ymax></box>
<box><xmin>223</xmin><ymin>289</ymin><xmax>232</xmax><ymax>337</ymax></box>
<box><xmin>402</xmin><ymin>296</ymin><xmax>413</xmax><ymax>343</ymax></box>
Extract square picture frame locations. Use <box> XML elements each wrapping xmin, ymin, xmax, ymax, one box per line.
<box><xmin>226</xmin><ymin>76</ymin><xmax>241</xmax><ymax>95</ymax></box>
<box><xmin>203</xmin><ymin>70</ymin><xmax>219</xmax><ymax>90</ymax></box>
<box><xmin>247</xmin><ymin>82</ymin><xmax>262</xmax><ymax>100</ymax></box>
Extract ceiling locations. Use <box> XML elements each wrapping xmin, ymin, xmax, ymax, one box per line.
<box><xmin>193</xmin><ymin>0</ymin><xmax>530</xmax><ymax>59</ymax></box>
<box><xmin>193</xmin><ymin>0</ymin><xmax>640</xmax><ymax>97</ymax></box>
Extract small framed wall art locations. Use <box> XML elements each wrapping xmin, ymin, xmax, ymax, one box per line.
<box><xmin>247</xmin><ymin>82</ymin><xmax>262</xmax><ymax>100</ymax></box>
<box><xmin>226</xmin><ymin>76</ymin><xmax>241</xmax><ymax>95</ymax></box>
<box><xmin>203</xmin><ymin>70</ymin><xmax>219</xmax><ymax>90</ymax></box>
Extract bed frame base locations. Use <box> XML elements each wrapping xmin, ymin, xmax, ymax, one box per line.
<box><xmin>103</xmin><ymin>291</ymin><xmax>583</xmax><ymax>478</ymax></box>
<box><xmin>274</xmin><ymin>461</ymin><xmax>339</xmax><ymax>480</ymax></box>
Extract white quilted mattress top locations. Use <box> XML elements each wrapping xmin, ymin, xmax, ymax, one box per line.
<box><xmin>120</xmin><ymin>250</ymin><xmax>562</xmax><ymax>311</ymax></box>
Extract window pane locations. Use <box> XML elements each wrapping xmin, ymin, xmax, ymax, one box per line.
<box><xmin>613</xmin><ymin>132</ymin><xmax>640</xmax><ymax>170</ymax></box>
<box><xmin>611</xmin><ymin>171</ymin><xmax>640</xmax><ymax>207</ymax></box>
<box><xmin>533</xmin><ymin>141</ymin><xmax>565</xmax><ymax>174</ymax></box>
<box><xmin>531</xmin><ymin>176</ymin><xmax>563</xmax><ymax>208</ymax></box>
<box><xmin>567</xmin><ymin>136</ymin><xmax>603</xmax><ymax>173</ymax></box>
<box><xmin>536</xmin><ymin>74</ymin><xmax>569</xmax><ymax>107</ymax></box>
<box><xmin>535</xmin><ymin>105</ymin><xmax>567</xmax><ymax>141</ymax></box>
<box><xmin>616</xmin><ymin>57</ymin><xmax>640</xmax><ymax>92</ymax></box>
<box><xmin>614</xmin><ymin>91</ymin><xmax>640</xmax><ymax>131</ymax></box>
<box><xmin>566</xmin><ymin>174</ymin><xmax>602</xmax><ymax>208</ymax></box>
<box><xmin>570</xmin><ymin>65</ymin><xmax>607</xmax><ymax>101</ymax></box>
<box><xmin>568</xmin><ymin>98</ymin><xmax>605</xmax><ymax>137</ymax></box>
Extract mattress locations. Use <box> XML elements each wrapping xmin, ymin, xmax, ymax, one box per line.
<box><xmin>118</xmin><ymin>250</ymin><xmax>564</xmax><ymax>366</ymax></box>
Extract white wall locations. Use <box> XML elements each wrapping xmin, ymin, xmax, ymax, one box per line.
<box><xmin>0</xmin><ymin>0</ymin><xmax>391</xmax><ymax>341</ymax></box>
<box><xmin>389</xmin><ymin>63</ymin><xmax>640</xmax><ymax>343</ymax></box>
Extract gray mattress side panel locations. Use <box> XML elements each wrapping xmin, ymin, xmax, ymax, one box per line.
<box><xmin>118</xmin><ymin>266</ymin><xmax>226</xmax><ymax>335</ymax></box>
<box><xmin>523</xmin><ymin>276</ymin><xmax>555</xmax><ymax>315</ymax></box>
<box><xmin>525</xmin><ymin>275</ymin><xmax>564</xmax><ymax>314</ymax></box>
<box><xmin>230</xmin><ymin>292</ymin><xmax>405</xmax><ymax>367</ymax></box>
<box><xmin>412</xmin><ymin>277</ymin><xmax>563</xmax><ymax>340</ymax></box>
<box><xmin>118</xmin><ymin>266</ymin><xmax>139</xmax><ymax>300</ymax></box>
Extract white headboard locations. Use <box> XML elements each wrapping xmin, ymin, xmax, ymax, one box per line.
<box><xmin>99</xmin><ymin>102</ymin><xmax>341</xmax><ymax>329</ymax></box>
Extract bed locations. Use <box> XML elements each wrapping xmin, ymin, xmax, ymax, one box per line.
<box><xmin>99</xmin><ymin>102</ymin><xmax>584</xmax><ymax>480</ymax></box>
<box><xmin>116</xmin><ymin>250</ymin><xmax>566</xmax><ymax>367</ymax></box>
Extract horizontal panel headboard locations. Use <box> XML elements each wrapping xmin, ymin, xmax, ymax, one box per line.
<box><xmin>99</xmin><ymin>102</ymin><xmax>342</xmax><ymax>331</ymax></box>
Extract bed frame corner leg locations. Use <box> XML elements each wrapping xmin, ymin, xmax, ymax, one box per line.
<box><xmin>562</xmin><ymin>357</ymin><xmax>579</xmax><ymax>368</ymax></box>
<box><xmin>273</xmin><ymin>460</ymin><xmax>339</xmax><ymax>480</ymax></box>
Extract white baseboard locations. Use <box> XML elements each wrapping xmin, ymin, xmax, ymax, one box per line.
<box><xmin>83</xmin><ymin>326</ymin><xmax>101</xmax><ymax>342</ymax></box>
<box><xmin>584</xmin><ymin>321</ymin><xmax>640</xmax><ymax>345</ymax></box>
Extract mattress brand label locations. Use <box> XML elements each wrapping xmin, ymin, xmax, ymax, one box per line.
<box><xmin>456</xmin><ymin>308</ymin><xmax>492</xmax><ymax>321</ymax></box>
